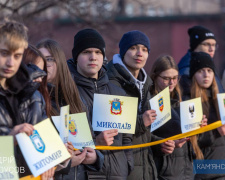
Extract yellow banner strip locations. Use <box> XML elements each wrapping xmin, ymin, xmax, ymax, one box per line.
<box><xmin>20</xmin><ymin>175</ymin><xmax>40</xmax><ymax>180</ymax></box>
<box><xmin>74</xmin><ymin>120</ymin><xmax>222</xmax><ymax>151</ymax></box>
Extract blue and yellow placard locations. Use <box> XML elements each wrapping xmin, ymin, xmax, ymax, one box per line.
<box><xmin>217</xmin><ymin>93</ymin><xmax>225</xmax><ymax>124</ymax></box>
<box><xmin>16</xmin><ymin>119</ymin><xmax>71</xmax><ymax>177</ymax></box>
<box><xmin>180</xmin><ymin>97</ymin><xmax>203</xmax><ymax>133</ymax></box>
<box><xmin>149</xmin><ymin>87</ymin><xmax>171</xmax><ymax>132</ymax></box>
<box><xmin>92</xmin><ymin>94</ymin><xmax>138</xmax><ymax>134</ymax></box>
<box><xmin>0</xmin><ymin>136</ymin><xmax>19</xmax><ymax>180</ymax></box>
<box><xmin>60</xmin><ymin>105</ymin><xmax>69</xmax><ymax>144</ymax></box>
<box><xmin>52</xmin><ymin>112</ymin><xmax>95</xmax><ymax>149</ymax></box>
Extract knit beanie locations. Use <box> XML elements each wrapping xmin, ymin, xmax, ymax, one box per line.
<box><xmin>188</xmin><ymin>26</ymin><xmax>215</xmax><ymax>51</ymax></box>
<box><xmin>119</xmin><ymin>30</ymin><xmax>150</xmax><ymax>58</ymax></box>
<box><xmin>72</xmin><ymin>29</ymin><xmax>105</xmax><ymax>61</ymax></box>
<box><xmin>189</xmin><ymin>52</ymin><xmax>215</xmax><ymax>78</ymax></box>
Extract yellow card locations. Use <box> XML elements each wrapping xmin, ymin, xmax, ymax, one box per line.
<box><xmin>150</xmin><ymin>87</ymin><xmax>171</xmax><ymax>132</ymax></box>
<box><xmin>217</xmin><ymin>93</ymin><xmax>225</xmax><ymax>124</ymax></box>
<box><xmin>16</xmin><ymin>119</ymin><xmax>71</xmax><ymax>177</ymax></box>
<box><xmin>52</xmin><ymin>112</ymin><xmax>95</xmax><ymax>149</ymax></box>
<box><xmin>180</xmin><ymin>97</ymin><xmax>203</xmax><ymax>133</ymax></box>
<box><xmin>0</xmin><ymin>136</ymin><xmax>19</xmax><ymax>180</ymax></box>
<box><xmin>92</xmin><ymin>94</ymin><xmax>138</xmax><ymax>134</ymax></box>
<box><xmin>60</xmin><ymin>105</ymin><xmax>69</xmax><ymax>143</ymax></box>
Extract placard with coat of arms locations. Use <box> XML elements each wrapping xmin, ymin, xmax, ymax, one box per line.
<box><xmin>52</xmin><ymin>112</ymin><xmax>95</xmax><ymax>149</ymax></box>
<box><xmin>180</xmin><ymin>97</ymin><xmax>203</xmax><ymax>133</ymax></box>
<box><xmin>217</xmin><ymin>93</ymin><xmax>225</xmax><ymax>124</ymax></box>
<box><xmin>92</xmin><ymin>94</ymin><xmax>138</xmax><ymax>134</ymax></box>
<box><xmin>16</xmin><ymin>119</ymin><xmax>71</xmax><ymax>177</ymax></box>
<box><xmin>149</xmin><ymin>86</ymin><xmax>171</xmax><ymax>132</ymax></box>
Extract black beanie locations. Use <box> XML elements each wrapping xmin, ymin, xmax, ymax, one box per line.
<box><xmin>189</xmin><ymin>52</ymin><xmax>215</xmax><ymax>78</ymax></box>
<box><xmin>72</xmin><ymin>29</ymin><xmax>105</xmax><ymax>61</ymax></box>
<box><xmin>119</xmin><ymin>30</ymin><xmax>150</xmax><ymax>58</ymax></box>
<box><xmin>188</xmin><ymin>26</ymin><xmax>215</xmax><ymax>51</ymax></box>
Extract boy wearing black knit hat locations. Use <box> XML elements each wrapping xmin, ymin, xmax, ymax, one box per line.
<box><xmin>179</xmin><ymin>26</ymin><xmax>216</xmax><ymax>76</ymax></box>
<box><xmin>178</xmin><ymin>25</ymin><xmax>224</xmax><ymax>93</ymax></box>
<box><xmin>67</xmin><ymin>29</ymin><xmax>133</xmax><ymax>180</ymax></box>
<box><xmin>106</xmin><ymin>30</ymin><xmax>176</xmax><ymax>180</ymax></box>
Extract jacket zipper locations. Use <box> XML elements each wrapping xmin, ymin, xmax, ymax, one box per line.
<box><xmin>74</xmin><ymin>166</ymin><xmax>77</xmax><ymax>180</ymax></box>
<box><xmin>94</xmin><ymin>81</ymin><xmax>97</xmax><ymax>91</ymax></box>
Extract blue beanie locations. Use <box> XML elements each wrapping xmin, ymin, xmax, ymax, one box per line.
<box><xmin>119</xmin><ymin>30</ymin><xmax>150</xmax><ymax>58</ymax></box>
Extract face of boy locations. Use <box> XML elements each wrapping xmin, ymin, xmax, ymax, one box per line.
<box><xmin>0</xmin><ymin>43</ymin><xmax>24</xmax><ymax>81</ymax></box>
<box><xmin>123</xmin><ymin>44</ymin><xmax>148</xmax><ymax>74</ymax></box>
<box><xmin>194</xmin><ymin>39</ymin><xmax>217</xmax><ymax>58</ymax></box>
<box><xmin>77</xmin><ymin>48</ymin><xmax>103</xmax><ymax>79</ymax></box>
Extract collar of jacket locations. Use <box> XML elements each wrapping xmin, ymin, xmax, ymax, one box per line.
<box><xmin>0</xmin><ymin>62</ymin><xmax>40</xmax><ymax>102</ymax></box>
<box><xmin>26</xmin><ymin>63</ymin><xmax>47</xmax><ymax>80</ymax></box>
<box><xmin>5</xmin><ymin>62</ymin><xmax>30</xmax><ymax>95</ymax></box>
<box><xmin>72</xmin><ymin>64</ymin><xmax>109</xmax><ymax>89</ymax></box>
<box><xmin>107</xmin><ymin>54</ymin><xmax>153</xmax><ymax>88</ymax></box>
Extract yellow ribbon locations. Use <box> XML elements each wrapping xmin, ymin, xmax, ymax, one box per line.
<box><xmin>19</xmin><ymin>175</ymin><xmax>40</xmax><ymax>180</ymax></box>
<box><xmin>74</xmin><ymin>120</ymin><xmax>222</xmax><ymax>151</ymax></box>
<box><xmin>20</xmin><ymin>121</ymin><xmax>222</xmax><ymax>179</ymax></box>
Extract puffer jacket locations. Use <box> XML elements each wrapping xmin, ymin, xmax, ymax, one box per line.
<box><xmin>0</xmin><ymin>62</ymin><xmax>47</xmax><ymax>177</ymax></box>
<box><xmin>67</xmin><ymin>59</ymin><xmax>133</xmax><ymax>180</ymax></box>
<box><xmin>152</xmin><ymin>93</ymin><xmax>193</xmax><ymax>180</ymax></box>
<box><xmin>48</xmin><ymin>83</ymin><xmax>104</xmax><ymax>180</ymax></box>
<box><xmin>106</xmin><ymin>55</ymin><xmax>161</xmax><ymax>180</ymax></box>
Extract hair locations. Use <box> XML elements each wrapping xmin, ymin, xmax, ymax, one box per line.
<box><xmin>22</xmin><ymin>44</ymin><xmax>51</xmax><ymax>117</ymax></box>
<box><xmin>191</xmin><ymin>75</ymin><xmax>220</xmax><ymax>121</ymax></box>
<box><xmin>0</xmin><ymin>19</ymin><xmax>28</xmax><ymax>51</ymax></box>
<box><xmin>190</xmin><ymin>71</ymin><xmax>219</xmax><ymax>159</ymax></box>
<box><xmin>36</xmin><ymin>39</ymin><xmax>83</xmax><ymax>115</ymax></box>
<box><xmin>150</xmin><ymin>55</ymin><xmax>182</xmax><ymax>101</ymax></box>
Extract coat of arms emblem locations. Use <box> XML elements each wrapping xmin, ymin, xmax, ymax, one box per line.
<box><xmin>69</xmin><ymin>117</ymin><xmax>78</xmax><ymax>136</ymax></box>
<box><xmin>189</xmin><ymin>103</ymin><xmax>195</xmax><ymax>119</ymax></box>
<box><xmin>65</xmin><ymin>114</ymin><xmax>68</xmax><ymax>128</ymax></box>
<box><xmin>109</xmin><ymin>98</ymin><xmax>123</xmax><ymax>115</ymax></box>
<box><xmin>158</xmin><ymin>97</ymin><xmax>164</xmax><ymax>112</ymax></box>
<box><xmin>30</xmin><ymin>130</ymin><xmax>45</xmax><ymax>153</ymax></box>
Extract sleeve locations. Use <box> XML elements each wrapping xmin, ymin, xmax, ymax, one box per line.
<box><xmin>0</xmin><ymin>101</ymin><xmax>15</xmax><ymax>135</ymax></box>
<box><xmin>135</xmin><ymin>114</ymin><xmax>148</xmax><ymax>135</ymax></box>
<box><xmin>122</xmin><ymin>133</ymin><xmax>134</xmax><ymax>174</ymax></box>
<box><xmin>0</xmin><ymin>126</ymin><xmax>12</xmax><ymax>135</ymax></box>
<box><xmin>27</xmin><ymin>91</ymin><xmax>47</xmax><ymax>125</ymax></box>
<box><xmin>84</xmin><ymin>150</ymin><xmax>104</xmax><ymax>171</ymax></box>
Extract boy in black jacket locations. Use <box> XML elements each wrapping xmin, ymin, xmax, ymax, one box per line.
<box><xmin>0</xmin><ymin>19</ymin><xmax>54</xmax><ymax>179</ymax></box>
<box><xmin>68</xmin><ymin>29</ymin><xmax>133</xmax><ymax>180</ymax></box>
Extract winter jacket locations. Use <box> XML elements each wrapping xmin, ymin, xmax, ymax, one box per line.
<box><xmin>152</xmin><ymin>93</ymin><xmax>193</xmax><ymax>180</ymax></box>
<box><xmin>48</xmin><ymin>83</ymin><xmax>104</xmax><ymax>180</ymax></box>
<box><xmin>67</xmin><ymin>58</ymin><xmax>133</xmax><ymax>180</ymax></box>
<box><xmin>183</xmin><ymin>88</ymin><xmax>225</xmax><ymax>180</ymax></box>
<box><xmin>178</xmin><ymin>50</ymin><xmax>224</xmax><ymax>93</ymax></box>
<box><xmin>0</xmin><ymin>62</ymin><xmax>47</xmax><ymax>177</ymax></box>
<box><xmin>106</xmin><ymin>54</ymin><xmax>161</xmax><ymax>180</ymax></box>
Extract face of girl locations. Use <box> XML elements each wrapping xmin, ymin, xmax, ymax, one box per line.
<box><xmin>194</xmin><ymin>68</ymin><xmax>214</xmax><ymax>89</ymax></box>
<box><xmin>38</xmin><ymin>47</ymin><xmax>57</xmax><ymax>83</ymax></box>
<box><xmin>156</xmin><ymin>68</ymin><xmax>179</xmax><ymax>92</ymax></box>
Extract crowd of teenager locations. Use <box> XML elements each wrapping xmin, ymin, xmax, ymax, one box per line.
<box><xmin>0</xmin><ymin>18</ymin><xmax>225</xmax><ymax>180</ymax></box>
